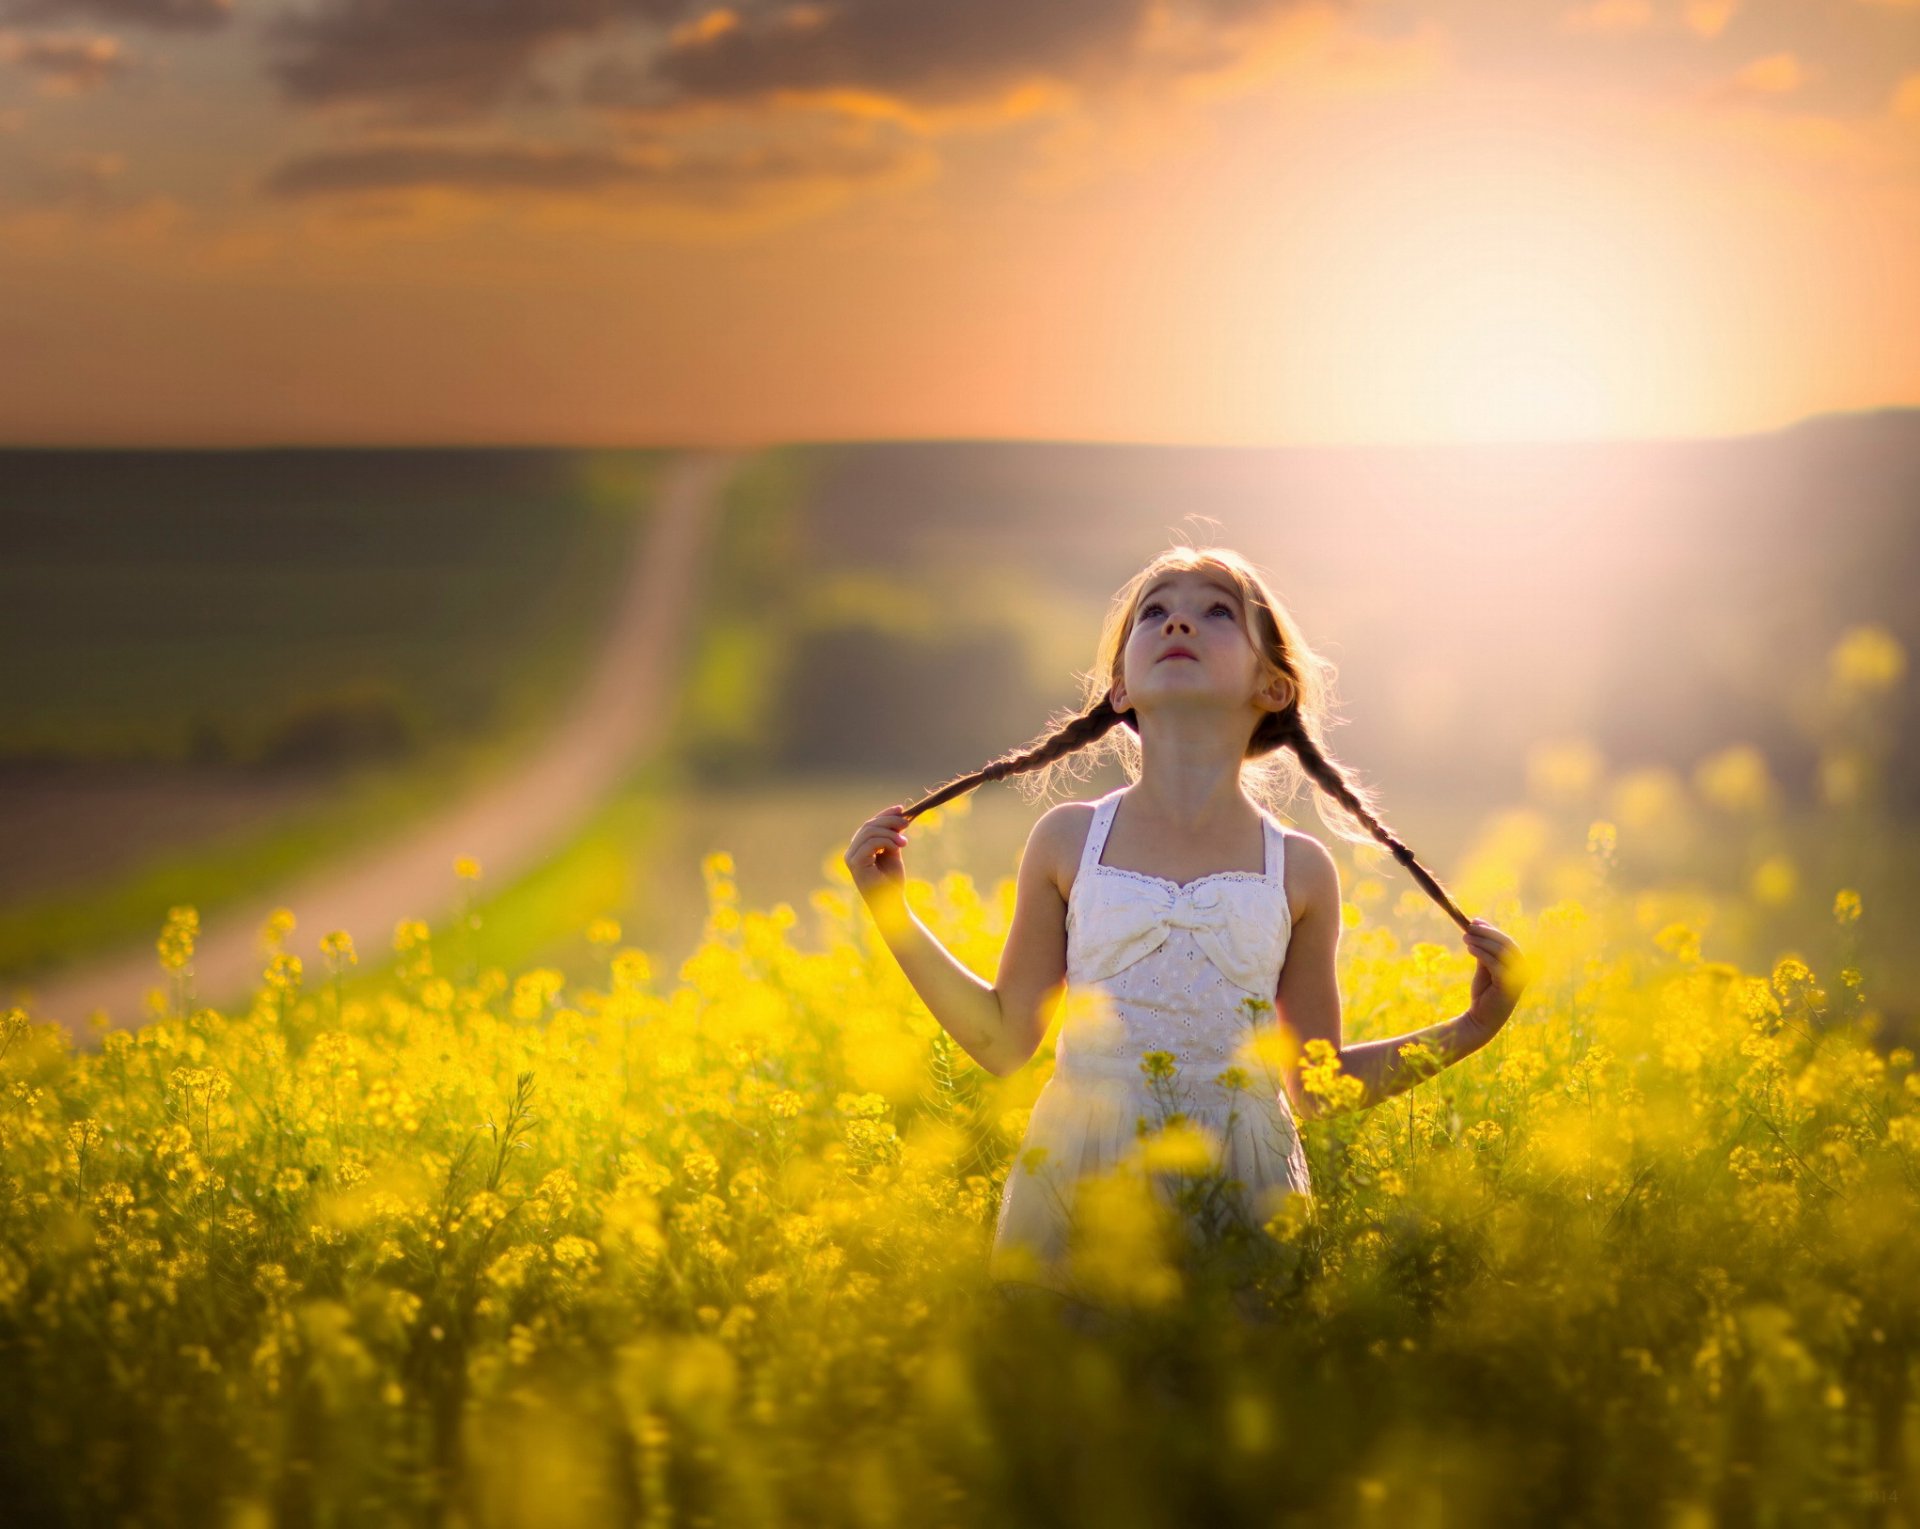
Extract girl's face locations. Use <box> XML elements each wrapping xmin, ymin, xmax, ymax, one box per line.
<box><xmin>1112</xmin><ymin>567</ymin><xmax>1279</xmax><ymax>716</ymax></box>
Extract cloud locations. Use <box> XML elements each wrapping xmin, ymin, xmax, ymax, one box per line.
<box><xmin>263</xmin><ymin>0</ymin><xmax>681</xmax><ymax>123</ymax></box>
<box><xmin>0</xmin><ymin>28</ymin><xmax>132</xmax><ymax>93</ymax></box>
<box><xmin>1561</xmin><ymin>0</ymin><xmax>1746</xmax><ymax>40</ymax></box>
<box><xmin>251</xmin><ymin>0</ymin><xmax>1391</xmax><ymax>232</ymax></box>
<box><xmin>0</xmin><ymin>0</ymin><xmax>228</xmax><ymax>29</ymax></box>
<box><xmin>638</xmin><ymin>0</ymin><xmax>1346</xmax><ymax>112</ymax></box>
<box><xmin>266</xmin><ymin>0</ymin><xmax>1343</xmax><ymax>128</ymax></box>
<box><xmin>1681</xmin><ymin>51</ymin><xmax>1831</xmax><ymax>123</ymax></box>
<box><xmin>642</xmin><ymin>0</ymin><xmax>1150</xmax><ymax>106</ymax></box>
<box><xmin>257</xmin><ymin>122</ymin><xmax>930</xmax><ymax>210</ymax></box>
<box><xmin>1682</xmin><ymin>0</ymin><xmax>1738</xmax><ymax>38</ymax></box>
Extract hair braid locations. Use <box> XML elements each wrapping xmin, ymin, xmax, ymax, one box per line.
<box><xmin>1274</xmin><ymin>707</ymin><xmax>1472</xmax><ymax>932</ymax></box>
<box><xmin>901</xmin><ymin>698</ymin><xmax>1130</xmax><ymax>819</ymax></box>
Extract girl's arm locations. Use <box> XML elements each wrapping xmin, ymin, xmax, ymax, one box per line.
<box><xmin>1274</xmin><ymin>836</ymin><xmax>1526</xmax><ymax>1121</ymax></box>
<box><xmin>846</xmin><ymin>803</ymin><xmax>1072</xmax><ymax>1078</ymax></box>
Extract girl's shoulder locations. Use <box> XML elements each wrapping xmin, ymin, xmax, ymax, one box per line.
<box><xmin>1032</xmin><ymin>797</ymin><xmax>1104</xmax><ymax>903</ymax></box>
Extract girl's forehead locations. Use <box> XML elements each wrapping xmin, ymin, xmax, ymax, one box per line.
<box><xmin>1139</xmin><ymin>568</ymin><xmax>1242</xmax><ymax>602</ymax></box>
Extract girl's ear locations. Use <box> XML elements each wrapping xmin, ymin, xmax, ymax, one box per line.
<box><xmin>1108</xmin><ymin>677</ymin><xmax>1129</xmax><ymax>714</ymax></box>
<box><xmin>1257</xmin><ymin>671</ymin><xmax>1297</xmax><ymax>712</ymax></box>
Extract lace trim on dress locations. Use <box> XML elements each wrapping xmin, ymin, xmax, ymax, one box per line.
<box><xmin>1069</xmin><ymin>787</ymin><xmax>1286</xmax><ymax>912</ymax></box>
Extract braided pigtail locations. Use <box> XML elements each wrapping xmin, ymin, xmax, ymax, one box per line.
<box><xmin>901</xmin><ymin>696</ymin><xmax>1131</xmax><ymax>818</ymax></box>
<box><xmin>1267</xmin><ymin>705</ymin><xmax>1471</xmax><ymax>932</ymax></box>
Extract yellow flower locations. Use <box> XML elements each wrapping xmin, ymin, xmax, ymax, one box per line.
<box><xmin>1771</xmin><ymin>956</ymin><xmax>1814</xmax><ymax>997</ymax></box>
<box><xmin>1653</xmin><ymin>923</ymin><xmax>1701</xmax><ymax>963</ymax></box>
<box><xmin>1135</xmin><ymin>1120</ymin><xmax>1220</xmax><ymax>1175</ymax></box>
<box><xmin>681</xmin><ymin>1152</ymin><xmax>721</xmax><ymax>1194</ymax></box>
<box><xmin>1463</xmin><ymin>1119</ymin><xmax>1504</xmax><ymax>1150</ymax></box>
<box><xmin>1526</xmin><ymin>738</ymin><xmax>1604</xmax><ymax>804</ymax></box>
<box><xmin>264</xmin><ymin>953</ymin><xmax>303</xmax><ymax>993</ymax></box>
<box><xmin>510</xmin><ymin>969</ymin><xmax>566</xmax><ymax>1022</ymax></box>
<box><xmin>551</xmin><ymin>1236</ymin><xmax>600</xmax><ymax>1272</ymax></box>
<box><xmin>454</xmin><ymin>856</ymin><xmax>482</xmax><ymax>881</ymax></box>
<box><xmin>1828</xmin><ymin>625</ymin><xmax>1906</xmax><ymax>696</ymax></box>
<box><xmin>157</xmin><ymin>906</ymin><xmax>199</xmax><ymax>973</ymax></box>
<box><xmin>1833</xmin><ymin>889</ymin><xmax>1862</xmax><ymax>925</ymax></box>
<box><xmin>392</xmin><ymin>919</ymin><xmax>430</xmax><ymax>953</ymax></box>
<box><xmin>1750</xmin><ymin>857</ymin><xmax>1797</xmax><ymax>907</ymax></box>
<box><xmin>1693</xmin><ymin>745</ymin><xmax>1776</xmax><ymax>815</ymax></box>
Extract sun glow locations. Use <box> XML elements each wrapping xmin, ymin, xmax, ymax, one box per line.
<box><xmin>1182</xmin><ymin>85</ymin><xmax>1726</xmax><ymax>445</ymax></box>
<box><xmin>1321</xmin><ymin>118</ymin><xmax>1691</xmax><ymax>443</ymax></box>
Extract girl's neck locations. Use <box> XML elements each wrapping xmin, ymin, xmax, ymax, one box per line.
<box><xmin>1126</xmin><ymin>750</ymin><xmax>1253</xmax><ymax>835</ymax></box>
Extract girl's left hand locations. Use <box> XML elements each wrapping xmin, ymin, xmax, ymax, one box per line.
<box><xmin>1463</xmin><ymin>919</ymin><xmax>1529</xmax><ymax>1040</ymax></box>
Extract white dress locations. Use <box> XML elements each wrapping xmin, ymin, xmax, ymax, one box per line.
<box><xmin>989</xmin><ymin>785</ymin><xmax>1314</xmax><ymax>1298</ymax></box>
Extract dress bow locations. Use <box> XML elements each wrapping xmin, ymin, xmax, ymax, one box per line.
<box><xmin>1074</xmin><ymin>876</ymin><xmax>1285</xmax><ymax>996</ymax></box>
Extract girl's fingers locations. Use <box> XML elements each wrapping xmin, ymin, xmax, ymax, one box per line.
<box><xmin>856</xmin><ymin>826</ymin><xmax>905</xmax><ymax>857</ymax></box>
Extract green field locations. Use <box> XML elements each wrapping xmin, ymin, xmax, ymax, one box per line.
<box><xmin>0</xmin><ymin>448</ymin><xmax>665</xmax><ymax>985</ymax></box>
<box><xmin>0</xmin><ymin>447</ymin><xmax>664</xmax><ymax>765</ymax></box>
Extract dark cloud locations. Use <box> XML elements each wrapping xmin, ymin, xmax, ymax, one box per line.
<box><xmin>262</xmin><ymin>0</ymin><xmax>1330</xmax><ymax>126</ymax></box>
<box><xmin>633</xmin><ymin>0</ymin><xmax>1325</xmax><ymax>106</ymax></box>
<box><xmin>0</xmin><ymin>0</ymin><xmax>229</xmax><ymax>29</ymax></box>
<box><xmin>263</xmin><ymin>0</ymin><xmax>684</xmax><ymax>123</ymax></box>
<box><xmin>0</xmin><ymin>29</ymin><xmax>134</xmax><ymax>92</ymax></box>
<box><xmin>258</xmin><ymin>129</ymin><xmax>924</xmax><ymax>206</ymax></box>
<box><xmin>643</xmin><ymin>0</ymin><xmax>1146</xmax><ymax>106</ymax></box>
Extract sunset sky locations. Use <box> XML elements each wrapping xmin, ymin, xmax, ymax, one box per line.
<box><xmin>1</xmin><ymin>0</ymin><xmax>1916</xmax><ymax>447</ymax></box>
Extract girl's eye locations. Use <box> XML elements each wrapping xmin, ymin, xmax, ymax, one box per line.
<box><xmin>1138</xmin><ymin>601</ymin><xmax>1235</xmax><ymax>621</ymax></box>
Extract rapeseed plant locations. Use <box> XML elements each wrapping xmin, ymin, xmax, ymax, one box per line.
<box><xmin>0</xmin><ymin>768</ymin><xmax>1915</xmax><ymax>1525</ymax></box>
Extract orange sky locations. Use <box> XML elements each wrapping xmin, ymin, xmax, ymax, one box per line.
<box><xmin>0</xmin><ymin>0</ymin><xmax>1916</xmax><ymax>447</ymax></box>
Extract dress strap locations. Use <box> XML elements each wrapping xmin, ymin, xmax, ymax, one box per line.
<box><xmin>1263</xmin><ymin>814</ymin><xmax>1285</xmax><ymax>887</ymax></box>
<box><xmin>1080</xmin><ymin>789</ymin><xmax>1124</xmax><ymax>878</ymax></box>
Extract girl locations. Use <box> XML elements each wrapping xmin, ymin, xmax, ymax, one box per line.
<box><xmin>843</xmin><ymin>544</ymin><xmax>1528</xmax><ymax>1310</ymax></box>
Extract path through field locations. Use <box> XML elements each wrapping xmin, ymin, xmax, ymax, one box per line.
<box><xmin>13</xmin><ymin>450</ymin><xmax>745</xmax><ymax>1038</ymax></box>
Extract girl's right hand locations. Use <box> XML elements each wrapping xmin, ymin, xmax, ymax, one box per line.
<box><xmin>845</xmin><ymin>804</ymin><xmax>911</xmax><ymax>898</ymax></box>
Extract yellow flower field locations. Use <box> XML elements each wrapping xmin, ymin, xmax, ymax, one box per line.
<box><xmin>1</xmin><ymin>810</ymin><xmax>1916</xmax><ymax>1527</ymax></box>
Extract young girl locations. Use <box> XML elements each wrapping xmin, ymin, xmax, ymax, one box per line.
<box><xmin>843</xmin><ymin>544</ymin><xmax>1528</xmax><ymax>1308</ymax></box>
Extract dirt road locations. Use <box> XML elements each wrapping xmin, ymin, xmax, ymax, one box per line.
<box><xmin>13</xmin><ymin>450</ymin><xmax>744</xmax><ymax>1039</ymax></box>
